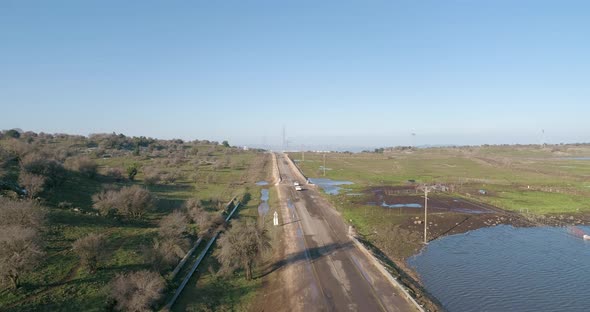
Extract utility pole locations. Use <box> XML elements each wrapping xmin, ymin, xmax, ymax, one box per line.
<box><xmin>424</xmin><ymin>186</ymin><xmax>430</xmax><ymax>244</ymax></box>
<box><xmin>323</xmin><ymin>153</ymin><xmax>326</xmax><ymax>176</ymax></box>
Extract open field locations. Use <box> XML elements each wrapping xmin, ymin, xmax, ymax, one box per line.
<box><xmin>0</xmin><ymin>134</ymin><xmax>272</xmax><ymax>311</ymax></box>
<box><xmin>297</xmin><ymin>145</ymin><xmax>590</xmax><ymax>215</ymax></box>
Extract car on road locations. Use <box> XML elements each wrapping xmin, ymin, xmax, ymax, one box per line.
<box><xmin>295</xmin><ymin>185</ymin><xmax>303</xmax><ymax>191</ymax></box>
<box><xmin>293</xmin><ymin>181</ymin><xmax>300</xmax><ymax>186</ymax></box>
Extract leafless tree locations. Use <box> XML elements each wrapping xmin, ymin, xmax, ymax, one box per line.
<box><xmin>109</xmin><ymin>270</ymin><xmax>165</xmax><ymax>312</ymax></box>
<box><xmin>106</xmin><ymin>167</ymin><xmax>125</xmax><ymax>182</ymax></box>
<box><xmin>18</xmin><ymin>170</ymin><xmax>46</xmax><ymax>198</ymax></box>
<box><xmin>72</xmin><ymin>233</ymin><xmax>107</xmax><ymax>273</ymax></box>
<box><xmin>0</xmin><ymin>198</ymin><xmax>46</xmax><ymax>228</ymax></box>
<box><xmin>142</xmin><ymin>167</ymin><xmax>162</xmax><ymax>185</ymax></box>
<box><xmin>0</xmin><ymin>198</ymin><xmax>46</xmax><ymax>289</ymax></box>
<box><xmin>215</xmin><ymin>220</ymin><xmax>271</xmax><ymax>280</ymax></box>
<box><xmin>158</xmin><ymin>210</ymin><xmax>188</xmax><ymax>239</ymax></box>
<box><xmin>91</xmin><ymin>186</ymin><xmax>155</xmax><ymax>219</ymax></box>
<box><xmin>0</xmin><ymin>226</ymin><xmax>44</xmax><ymax>289</ymax></box>
<box><xmin>145</xmin><ymin>238</ymin><xmax>189</xmax><ymax>272</ymax></box>
<box><xmin>66</xmin><ymin>156</ymin><xmax>98</xmax><ymax>178</ymax></box>
<box><xmin>19</xmin><ymin>151</ymin><xmax>65</xmax><ymax>187</ymax></box>
<box><xmin>185</xmin><ymin>200</ymin><xmax>225</xmax><ymax>238</ymax></box>
<box><xmin>91</xmin><ymin>190</ymin><xmax>119</xmax><ymax>216</ymax></box>
<box><xmin>116</xmin><ymin>185</ymin><xmax>155</xmax><ymax>219</ymax></box>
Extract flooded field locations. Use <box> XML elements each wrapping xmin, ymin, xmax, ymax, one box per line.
<box><xmin>409</xmin><ymin>225</ymin><xmax>590</xmax><ymax>312</ymax></box>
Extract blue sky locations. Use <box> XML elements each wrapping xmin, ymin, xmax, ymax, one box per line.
<box><xmin>1</xmin><ymin>1</ymin><xmax>589</xmax><ymax>149</ymax></box>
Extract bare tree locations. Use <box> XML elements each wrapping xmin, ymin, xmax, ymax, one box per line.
<box><xmin>19</xmin><ymin>151</ymin><xmax>66</xmax><ymax>187</ymax></box>
<box><xmin>18</xmin><ymin>170</ymin><xmax>46</xmax><ymax>198</ymax></box>
<box><xmin>146</xmin><ymin>238</ymin><xmax>189</xmax><ymax>272</ymax></box>
<box><xmin>109</xmin><ymin>270</ymin><xmax>165</xmax><ymax>312</ymax></box>
<box><xmin>91</xmin><ymin>186</ymin><xmax>155</xmax><ymax>219</ymax></box>
<box><xmin>66</xmin><ymin>156</ymin><xmax>98</xmax><ymax>178</ymax></box>
<box><xmin>116</xmin><ymin>185</ymin><xmax>155</xmax><ymax>219</ymax></box>
<box><xmin>91</xmin><ymin>190</ymin><xmax>119</xmax><ymax>216</ymax></box>
<box><xmin>106</xmin><ymin>167</ymin><xmax>125</xmax><ymax>182</ymax></box>
<box><xmin>0</xmin><ymin>198</ymin><xmax>46</xmax><ymax>228</ymax></box>
<box><xmin>72</xmin><ymin>233</ymin><xmax>107</xmax><ymax>273</ymax></box>
<box><xmin>158</xmin><ymin>210</ymin><xmax>188</xmax><ymax>239</ymax></box>
<box><xmin>0</xmin><ymin>226</ymin><xmax>44</xmax><ymax>289</ymax></box>
<box><xmin>142</xmin><ymin>167</ymin><xmax>162</xmax><ymax>185</ymax></box>
<box><xmin>186</xmin><ymin>200</ymin><xmax>225</xmax><ymax>238</ymax></box>
<box><xmin>215</xmin><ymin>220</ymin><xmax>271</xmax><ymax>280</ymax></box>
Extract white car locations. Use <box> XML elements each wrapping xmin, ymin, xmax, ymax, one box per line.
<box><xmin>295</xmin><ymin>186</ymin><xmax>303</xmax><ymax>191</ymax></box>
<box><xmin>293</xmin><ymin>181</ymin><xmax>300</xmax><ymax>186</ymax></box>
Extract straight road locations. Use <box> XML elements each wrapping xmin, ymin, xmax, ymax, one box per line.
<box><xmin>263</xmin><ymin>153</ymin><xmax>420</xmax><ymax>312</ymax></box>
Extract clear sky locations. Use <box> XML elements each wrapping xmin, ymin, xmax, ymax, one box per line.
<box><xmin>1</xmin><ymin>1</ymin><xmax>589</xmax><ymax>149</ymax></box>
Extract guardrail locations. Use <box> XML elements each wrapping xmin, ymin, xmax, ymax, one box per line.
<box><xmin>284</xmin><ymin>153</ymin><xmax>309</xmax><ymax>182</ymax></box>
<box><xmin>163</xmin><ymin>200</ymin><xmax>241</xmax><ymax>310</ymax></box>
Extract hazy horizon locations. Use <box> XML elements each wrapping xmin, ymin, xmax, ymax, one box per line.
<box><xmin>2</xmin><ymin>1</ymin><xmax>589</xmax><ymax>147</ymax></box>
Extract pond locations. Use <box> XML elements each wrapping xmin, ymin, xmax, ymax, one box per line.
<box><xmin>255</xmin><ymin>181</ymin><xmax>269</xmax><ymax>186</ymax></box>
<box><xmin>408</xmin><ymin>225</ymin><xmax>590</xmax><ymax>312</ymax></box>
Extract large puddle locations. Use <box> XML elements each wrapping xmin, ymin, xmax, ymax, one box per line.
<box><xmin>308</xmin><ymin>178</ymin><xmax>354</xmax><ymax>195</ymax></box>
<box><xmin>381</xmin><ymin>202</ymin><xmax>422</xmax><ymax>208</ymax></box>
<box><xmin>409</xmin><ymin>225</ymin><xmax>590</xmax><ymax>312</ymax></box>
<box><xmin>258</xmin><ymin>189</ymin><xmax>270</xmax><ymax>216</ymax></box>
<box><xmin>255</xmin><ymin>181</ymin><xmax>269</xmax><ymax>186</ymax></box>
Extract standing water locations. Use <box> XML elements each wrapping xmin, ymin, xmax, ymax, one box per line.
<box><xmin>258</xmin><ymin>189</ymin><xmax>270</xmax><ymax>217</ymax></box>
<box><xmin>308</xmin><ymin>178</ymin><xmax>353</xmax><ymax>195</ymax></box>
<box><xmin>408</xmin><ymin>225</ymin><xmax>590</xmax><ymax>312</ymax></box>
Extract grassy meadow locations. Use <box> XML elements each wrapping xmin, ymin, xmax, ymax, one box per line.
<box><xmin>297</xmin><ymin>145</ymin><xmax>590</xmax><ymax>214</ymax></box>
<box><xmin>0</xmin><ymin>133</ymin><xmax>273</xmax><ymax>312</ymax></box>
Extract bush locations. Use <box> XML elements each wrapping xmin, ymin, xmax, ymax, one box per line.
<box><xmin>158</xmin><ymin>210</ymin><xmax>188</xmax><ymax>240</ymax></box>
<box><xmin>142</xmin><ymin>167</ymin><xmax>163</xmax><ymax>186</ymax></box>
<box><xmin>18</xmin><ymin>170</ymin><xmax>46</xmax><ymax>198</ymax></box>
<box><xmin>91</xmin><ymin>186</ymin><xmax>155</xmax><ymax>219</ymax></box>
<box><xmin>126</xmin><ymin>164</ymin><xmax>138</xmax><ymax>181</ymax></box>
<box><xmin>0</xmin><ymin>198</ymin><xmax>46</xmax><ymax>289</ymax></box>
<box><xmin>66</xmin><ymin>156</ymin><xmax>98</xmax><ymax>178</ymax></box>
<box><xmin>106</xmin><ymin>167</ymin><xmax>124</xmax><ymax>182</ymax></box>
<box><xmin>145</xmin><ymin>238</ymin><xmax>189</xmax><ymax>272</ymax></box>
<box><xmin>72</xmin><ymin>233</ymin><xmax>107</xmax><ymax>273</ymax></box>
<box><xmin>91</xmin><ymin>190</ymin><xmax>119</xmax><ymax>216</ymax></box>
<box><xmin>19</xmin><ymin>152</ymin><xmax>66</xmax><ymax>187</ymax></box>
<box><xmin>109</xmin><ymin>270</ymin><xmax>165</xmax><ymax>312</ymax></box>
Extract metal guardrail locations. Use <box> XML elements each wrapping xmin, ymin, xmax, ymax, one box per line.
<box><xmin>163</xmin><ymin>200</ymin><xmax>241</xmax><ymax>310</ymax></box>
<box><xmin>168</xmin><ymin>197</ymin><xmax>237</xmax><ymax>282</ymax></box>
<box><xmin>168</xmin><ymin>237</ymin><xmax>203</xmax><ymax>281</ymax></box>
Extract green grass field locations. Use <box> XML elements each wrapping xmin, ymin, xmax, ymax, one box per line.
<box><xmin>0</xmin><ymin>136</ymin><xmax>273</xmax><ymax>311</ymax></box>
<box><xmin>296</xmin><ymin>145</ymin><xmax>590</xmax><ymax>214</ymax></box>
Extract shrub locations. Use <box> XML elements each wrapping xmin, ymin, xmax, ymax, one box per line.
<box><xmin>126</xmin><ymin>164</ymin><xmax>138</xmax><ymax>181</ymax></box>
<box><xmin>106</xmin><ymin>167</ymin><xmax>124</xmax><ymax>182</ymax></box>
<box><xmin>109</xmin><ymin>270</ymin><xmax>165</xmax><ymax>312</ymax></box>
<box><xmin>72</xmin><ymin>233</ymin><xmax>107</xmax><ymax>273</ymax></box>
<box><xmin>66</xmin><ymin>156</ymin><xmax>98</xmax><ymax>178</ymax></box>
<box><xmin>18</xmin><ymin>170</ymin><xmax>46</xmax><ymax>198</ymax></box>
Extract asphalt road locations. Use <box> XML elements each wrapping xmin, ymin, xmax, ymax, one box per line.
<box><xmin>270</xmin><ymin>153</ymin><xmax>420</xmax><ymax>312</ymax></box>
